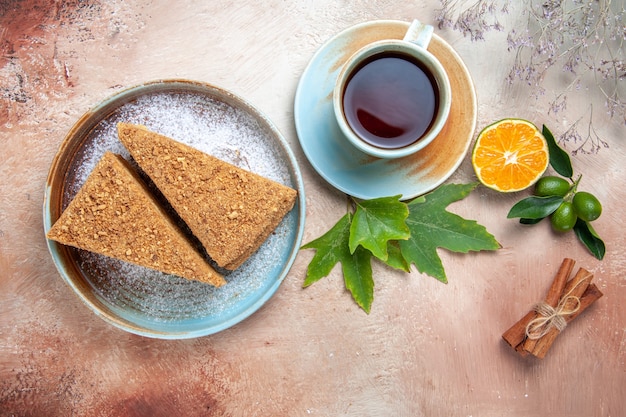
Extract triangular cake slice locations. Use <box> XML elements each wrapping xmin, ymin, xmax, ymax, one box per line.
<box><xmin>117</xmin><ymin>123</ymin><xmax>298</xmax><ymax>270</ymax></box>
<box><xmin>47</xmin><ymin>151</ymin><xmax>225</xmax><ymax>287</ymax></box>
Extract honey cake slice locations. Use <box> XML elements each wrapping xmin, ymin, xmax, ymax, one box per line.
<box><xmin>117</xmin><ymin>123</ymin><xmax>298</xmax><ymax>270</ymax></box>
<box><xmin>47</xmin><ymin>152</ymin><xmax>226</xmax><ymax>287</ymax></box>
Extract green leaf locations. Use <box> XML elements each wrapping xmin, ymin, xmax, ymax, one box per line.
<box><xmin>520</xmin><ymin>217</ymin><xmax>544</xmax><ymax>225</ymax></box>
<box><xmin>543</xmin><ymin>125</ymin><xmax>573</xmax><ymax>178</ymax></box>
<box><xmin>342</xmin><ymin>246</ymin><xmax>374</xmax><ymax>313</ymax></box>
<box><xmin>399</xmin><ymin>183</ymin><xmax>501</xmax><ymax>283</ymax></box>
<box><xmin>574</xmin><ymin>219</ymin><xmax>606</xmax><ymax>260</ymax></box>
<box><xmin>507</xmin><ymin>195</ymin><xmax>563</xmax><ymax>219</ymax></box>
<box><xmin>385</xmin><ymin>241</ymin><xmax>410</xmax><ymax>272</ymax></box>
<box><xmin>302</xmin><ymin>213</ymin><xmax>353</xmax><ymax>287</ymax></box>
<box><xmin>301</xmin><ymin>183</ymin><xmax>500</xmax><ymax>312</ymax></box>
<box><xmin>301</xmin><ymin>213</ymin><xmax>375</xmax><ymax>312</ymax></box>
<box><xmin>349</xmin><ymin>195</ymin><xmax>410</xmax><ymax>261</ymax></box>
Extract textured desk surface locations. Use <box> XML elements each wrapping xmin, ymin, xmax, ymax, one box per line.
<box><xmin>1</xmin><ymin>1</ymin><xmax>624</xmax><ymax>416</ymax></box>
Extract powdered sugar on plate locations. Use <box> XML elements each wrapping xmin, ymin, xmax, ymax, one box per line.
<box><xmin>55</xmin><ymin>81</ymin><xmax>304</xmax><ymax>337</ymax></box>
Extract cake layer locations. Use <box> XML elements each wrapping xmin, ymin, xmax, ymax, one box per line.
<box><xmin>47</xmin><ymin>151</ymin><xmax>225</xmax><ymax>287</ymax></box>
<box><xmin>117</xmin><ymin>123</ymin><xmax>297</xmax><ymax>270</ymax></box>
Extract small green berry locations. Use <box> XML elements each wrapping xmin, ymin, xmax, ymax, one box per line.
<box><xmin>551</xmin><ymin>202</ymin><xmax>577</xmax><ymax>232</ymax></box>
<box><xmin>573</xmin><ymin>191</ymin><xmax>602</xmax><ymax>222</ymax></box>
<box><xmin>534</xmin><ymin>176</ymin><xmax>571</xmax><ymax>197</ymax></box>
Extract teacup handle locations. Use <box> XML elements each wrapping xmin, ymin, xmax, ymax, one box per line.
<box><xmin>403</xmin><ymin>19</ymin><xmax>434</xmax><ymax>49</ymax></box>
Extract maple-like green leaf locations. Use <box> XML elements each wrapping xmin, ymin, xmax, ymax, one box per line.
<box><xmin>301</xmin><ymin>213</ymin><xmax>352</xmax><ymax>287</ymax></box>
<box><xmin>349</xmin><ymin>195</ymin><xmax>410</xmax><ymax>261</ymax></box>
<box><xmin>301</xmin><ymin>213</ymin><xmax>374</xmax><ymax>312</ymax></box>
<box><xmin>342</xmin><ymin>246</ymin><xmax>374</xmax><ymax>313</ymax></box>
<box><xmin>399</xmin><ymin>183</ymin><xmax>501</xmax><ymax>283</ymax></box>
<box><xmin>385</xmin><ymin>241</ymin><xmax>411</xmax><ymax>272</ymax></box>
<box><xmin>301</xmin><ymin>183</ymin><xmax>499</xmax><ymax>312</ymax></box>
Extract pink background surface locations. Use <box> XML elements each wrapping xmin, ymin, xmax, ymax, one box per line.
<box><xmin>1</xmin><ymin>1</ymin><xmax>624</xmax><ymax>416</ymax></box>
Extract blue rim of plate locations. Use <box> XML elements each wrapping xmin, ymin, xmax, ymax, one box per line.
<box><xmin>294</xmin><ymin>20</ymin><xmax>477</xmax><ymax>200</ymax></box>
<box><xmin>43</xmin><ymin>79</ymin><xmax>305</xmax><ymax>339</ymax></box>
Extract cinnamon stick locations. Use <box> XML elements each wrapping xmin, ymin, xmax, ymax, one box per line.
<box><xmin>502</xmin><ymin>258</ymin><xmax>575</xmax><ymax>349</ymax></box>
<box><xmin>568</xmin><ymin>283</ymin><xmax>603</xmax><ymax>321</ymax></box>
<box><xmin>522</xmin><ymin>267</ymin><xmax>593</xmax><ymax>354</ymax></box>
<box><xmin>530</xmin><ymin>278</ymin><xmax>603</xmax><ymax>359</ymax></box>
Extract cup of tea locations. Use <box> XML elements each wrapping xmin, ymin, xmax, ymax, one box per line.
<box><xmin>333</xmin><ymin>19</ymin><xmax>452</xmax><ymax>159</ymax></box>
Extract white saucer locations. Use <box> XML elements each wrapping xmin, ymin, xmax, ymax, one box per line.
<box><xmin>294</xmin><ymin>20</ymin><xmax>477</xmax><ymax>200</ymax></box>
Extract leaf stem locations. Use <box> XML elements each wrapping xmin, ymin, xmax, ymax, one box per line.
<box><xmin>346</xmin><ymin>195</ymin><xmax>356</xmax><ymax>214</ymax></box>
<box><xmin>565</xmin><ymin>174</ymin><xmax>583</xmax><ymax>201</ymax></box>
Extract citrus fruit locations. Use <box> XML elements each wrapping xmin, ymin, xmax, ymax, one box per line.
<box><xmin>472</xmin><ymin>119</ymin><xmax>549</xmax><ymax>192</ymax></box>
<box><xmin>550</xmin><ymin>202</ymin><xmax>577</xmax><ymax>232</ymax></box>
<box><xmin>572</xmin><ymin>191</ymin><xmax>602</xmax><ymax>222</ymax></box>
<box><xmin>534</xmin><ymin>176</ymin><xmax>571</xmax><ymax>197</ymax></box>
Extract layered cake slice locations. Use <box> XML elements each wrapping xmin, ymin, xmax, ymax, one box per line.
<box><xmin>117</xmin><ymin>123</ymin><xmax>298</xmax><ymax>270</ymax></box>
<box><xmin>47</xmin><ymin>151</ymin><xmax>226</xmax><ymax>287</ymax></box>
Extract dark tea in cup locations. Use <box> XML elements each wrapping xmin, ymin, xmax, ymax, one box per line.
<box><xmin>342</xmin><ymin>52</ymin><xmax>439</xmax><ymax>149</ymax></box>
<box><xmin>333</xmin><ymin>19</ymin><xmax>451</xmax><ymax>159</ymax></box>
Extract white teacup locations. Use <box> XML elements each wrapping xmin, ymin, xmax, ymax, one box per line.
<box><xmin>333</xmin><ymin>19</ymin><xmax>452</xmax><ymax>159</ymax></box>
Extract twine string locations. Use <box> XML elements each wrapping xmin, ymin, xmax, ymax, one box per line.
<box><xmin>525</xmin><ymin>274</ymin><xmax>590</xmax><ymax>340</ymax></box>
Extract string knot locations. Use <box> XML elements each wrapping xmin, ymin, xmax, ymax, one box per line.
<box><xmin>525</xmin><ymin>296</ymin><xmax>581</xmax><ymax>340</ymax></box>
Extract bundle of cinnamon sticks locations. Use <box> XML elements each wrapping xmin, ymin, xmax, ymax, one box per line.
<box><xmin>502</xmin><ymin>258</ymin><xmax>603</xmax><ymax>359</ymax></box>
